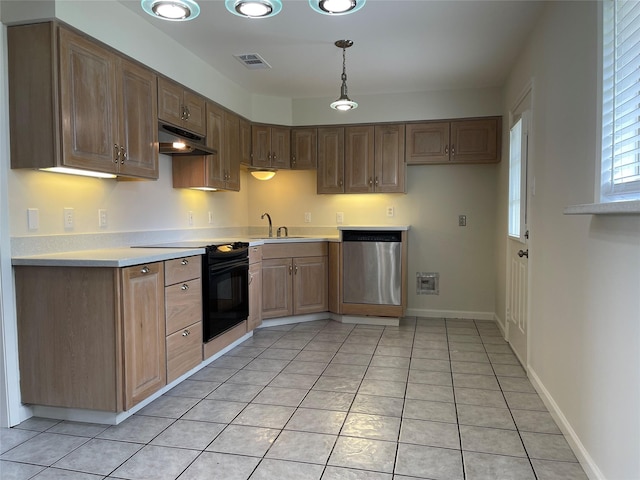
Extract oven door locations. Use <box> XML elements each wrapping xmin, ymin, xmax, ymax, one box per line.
<box><xmin>203</xmin><ymin>257</ymin><xmax>249</xmax><ymax>342</ymax></box>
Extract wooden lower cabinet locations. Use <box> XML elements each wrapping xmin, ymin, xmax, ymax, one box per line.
<box><xmin>248</xmin><ymin>246</ymin><xmax>263</xmax><ymax>331</ymax></box>
<box><xmin>262</xmin><ymin>243</ymin><xmax>328</xmax><ymax>319</ymax></box>
<box><xmin>164</xmin><ymin>256</ymin><xmax>202</xmax><ymax>383</ymax></box>
<box><xmin>14</xmin><ymin>262</ymin><xmax>166</xmax><ymax>412</ymax></box>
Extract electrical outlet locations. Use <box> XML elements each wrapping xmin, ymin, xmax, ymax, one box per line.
<box><xmin>304</xmin><ymin>212</ymin><xmax>311</xmax><ymax>223</ymax></box>
<box><xmin>188</xmin><ymin>211</ymin><xmax>194</xmax><ymax>226</ymax></box>
<box><xmin>459</xmin><ymin>215</ymin><xmax>467</xmax><ymax>227</ymax></box>
<box><xmin>336</xmin><ymin>212</ymin><xmax>344</xmax><ymax>224</ymax></box>
<box><xmin>98</xmin><ymin>209</ymin><xmax>108</xmax><ymax>228</ymax></box>
<box><xmin>63</xmin><ymin>207</ymin><xmax>74</xmax><ymax>229</ymax></box>
<box><xmin>386</xmin><ymin>206</ymin><xmax>394</xmax><ymax>217</ymax></box>
<box><xmin>208</xmin><ymin>211</ymin><xmax>214</xmax><ymax>224</ymax></box>
<box><xmin>27</xmin><ymin>208</ymin><xmax>39</xmax><ymax>230</ymax></box>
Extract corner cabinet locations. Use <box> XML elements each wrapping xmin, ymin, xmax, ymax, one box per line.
<box><xmin>262</xmin><ymin>242</ymin><xmax>328</xmax><ymax>319</ymax></box>
<box><xmin>14</xmin><ymin>263</ymin><xmax>166</xmax><ymax>412</ymax></box>
<box><xmin>406</xmin><ymin>117</ymin><xmax>501</xmax><ymax>164</ymax></box>
<box><xmin>8</xmin><ymin>22</ymin><xmax>158</xmax><ymax>179</ymax></box>
<box><xmin>172</xmin><ymin>102</ymin><xmax>241</xmax><ymax>191</ymax></box>
<box><xmin>318</xmin><ymin>125</ymin><xmax>406</xmax><ymax>194</ymax></box>
<box><xmin>251</xmin><ymin>125</ymin><xmax>291</xmax><ymax>169</ymax></box>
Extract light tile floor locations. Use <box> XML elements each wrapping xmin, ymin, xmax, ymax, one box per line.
<box><xmin>1</xmin><ymin>318</ymin><xmax>589</xmax><ymax>480</ymax></box>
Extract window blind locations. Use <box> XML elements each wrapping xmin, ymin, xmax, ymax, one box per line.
<box><xmin>602</xmin><ymin>0</ymin><xmax>640</xmax><ymax>201</ymax></box>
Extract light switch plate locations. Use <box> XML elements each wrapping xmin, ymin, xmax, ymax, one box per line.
<box><xmin>63</xmin><ymin>208</ymin><xmax>74</xmax><ymax>229</ymax></box>
<box><xmin>27</xmin><ymin>208</ymin><xmax>39</xmax><ymax>230</ymax></box>
<box><xmin>336</xmin><ymin>212</ymin><xmax>344</xmax><ymax>224</ymax></box>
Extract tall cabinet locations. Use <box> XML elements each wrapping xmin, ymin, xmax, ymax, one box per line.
<box><xmin>8</xmin><ymin>22</ymin><xmax>158</xmax><ymax>179</ymax></box>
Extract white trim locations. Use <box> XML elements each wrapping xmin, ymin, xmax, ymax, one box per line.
<box><xmin>404</xmin><ymin>308</ymin><xmax>495</xmax><ymax>321</ymax></box>
<box><xmin>564</xmin><ymin>200</ymin><xmax>640</xmax><ymax>215</ymax></box>
<box><xmin>528</xmin><ymin>367</ymin><xmax>606</xmax><ymax>480</ymax></box>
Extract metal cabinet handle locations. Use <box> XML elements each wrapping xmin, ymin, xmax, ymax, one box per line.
<box><xmin>339</xmin><ymin>179</ymin><xmax>343</xmax><ymax>187</ymax></box>
<box><xmin>368</xmin><ymin>177</ymin><xmax>373</xmax><ymax>187</ymax></box>
<box><xmin>375</xmin><ymin>177</ymin><xmax>379</xmax><ymax>186</ymax></box>
<box><xmin>181</xmin><ymin>259</ymin><xmax>189</xmax><ymax>265</ymax></box>
<box><xmin>186</xmin><ymin>106</ymin><xmax>191</xmax><ymax>120</ymax></box>
<box><xmin>518</xmin><ymin>249</ymin><xmax>529</xmax><ymax>258</ymax></box>
<box><xmin>141</xmin><ymin>266</ymin><xmax>150</xmax><ymax>274</ymax></box>
<box><xmin>120</xmin><ymin>146</ymin><xmax>126</xmax><ymax>164</ymax></box>
<box><xmin>451</xmin><ymin>144</ymin><xmax>455</xmax><ymax>156</ymax></box>
<box><xmin>114</xmin><ymin>144</ymin><xmax>120</xmax><ymax>163</ymax></box>
<box><xmin>294</xmin><ymin>264</ymin><xmax>298</xmax><ymax>274</ymax></box>
<box><xmin>181</xmin><ymin>284</ymin><xmax>189</xmax><ymax>291</ymax></box>
<box><xmin>444</xmin><ymin>145</ymin><xmax>449</xmax><ymax>155</ymax></box>
<box><xmin>288</xmin><ymin>264</ymin><xmax>292</xmax><ymax>275</ymax></box>
<box><xmin>182</xmin><ymin>329</ymin><xmax>190</xmax><ymax>337</ymax></box>
<box><xmin>248</xmin><ymin>273</ymin><xmax>253</xmax><ymax>285</ymax></box>
<box><xmin>272</xmin><ymin>152</ymin><xmax>277</xmax><ymax>160</ymax></box>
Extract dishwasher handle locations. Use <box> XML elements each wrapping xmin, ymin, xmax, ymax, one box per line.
<box><xmin>342</xmin><ymin>230</ymin><xmax>402</xmax><ymax>242</ymax></box>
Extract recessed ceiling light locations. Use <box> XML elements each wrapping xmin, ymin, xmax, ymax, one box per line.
<box><xmin>226</xmin><ymin>0</ymin><xmax>283</xmax><ymax>18</ymax></box>
<box><xmin>309</xmin><ymin>0</ymin><xmax>365</xmax><ymax>16</ymax></box>
<box><xmin>141</xmin><ymin>0</ymin><xmax>201</xmax><ymax>21</ymax></box>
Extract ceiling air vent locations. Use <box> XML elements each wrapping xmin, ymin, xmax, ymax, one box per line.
<box><xmin>233</xmin><ymin>53</ymin><xmax>272</xmax><ymax>70</ymax></box>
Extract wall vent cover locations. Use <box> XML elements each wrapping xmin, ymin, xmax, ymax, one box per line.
<box><xmin>233</xmin><ymin>53</ymin><xmax>271</xmax><ymax>70</ymax></box>
<box><xmin>417</xmin><ymin>272</ymin><xmax>439</xmax><ymax>295</ymax></box>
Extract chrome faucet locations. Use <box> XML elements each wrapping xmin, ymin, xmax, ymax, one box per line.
<box><xmin>277</xmin><ymin>226</ymin><xmax>288</xmax><ymax>238</ymax></box>
<box><xmin>261</xmin><ymin>212</ymin><xmax>272</xmax><ymax>237</ymax></box>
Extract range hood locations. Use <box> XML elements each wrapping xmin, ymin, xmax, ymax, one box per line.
<box><xmin>158</xmin><ymin>123</ymin><xmax>217</xmax><ymax>156</ymax></box>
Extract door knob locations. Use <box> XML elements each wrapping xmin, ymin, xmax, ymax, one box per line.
<box><xmin>518</xmin><ymin>249</ymin><xmax>529</xmax><ymax>258</ymax></box>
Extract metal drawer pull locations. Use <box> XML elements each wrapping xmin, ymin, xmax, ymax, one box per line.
<box><xmin>249</xmin><ymin>273</ymin><xmax>253</xmax><ymax>285</ymax></box>
<box><xmin>181</xmin><ymin>284</ymin><xmax>189</xmax><ymax>291</ymax></box>
<box><xmin>182</xmin><ymin>329</ymin><xmax>190</xmax><ymax>337</ymax></box>
<box><xmin>141</xmin><ymin>266</ymin><xmax>150</xmax><ymax>274</ymax></box>
<box><xmin>181</xmin><ymin>259</ymin><xmax>189</xmax><ymax>265</ymax></box>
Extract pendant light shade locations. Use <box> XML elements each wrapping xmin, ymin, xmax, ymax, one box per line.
<box><xmin>309</xmin><ymin>0</ymin><xmax>366</xmax><ymax>15</ymax></box>
<box><xmin>225</xmin><ymin>0</ymin><xmax>282</xmax><ymax>18</ymax></box>
<box><xmin>141</xmin><ymin>0</ymin><xmax>200</xmax><ymax>21</ymax></box>
<box><xmin>330</xmin><ymin>40</ymin><xmax>358</xmax><ymax>111</ymax></box>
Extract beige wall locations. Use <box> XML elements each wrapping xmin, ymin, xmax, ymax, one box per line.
<box><xmin>498</xmin><ymin>2</ymin><xmax>640</xmax><ymax>479</ymax></box>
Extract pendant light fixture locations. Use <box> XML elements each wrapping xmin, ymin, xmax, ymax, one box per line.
<box><xmin>225</xmin><ymin>0</ymin><xmax>282</xmax><ymax>18</ymax></box>
<box><xmin>249</xmin><ymin>169</ymin><xmax>277</xmax><ymax>180</ymax></box>
<box><xmin>330</xmin><ymin>40</ymin><xmax>358</xmax><ymax>111</ymax></box>
<box><xmin>141</xmin><ymin>0</ymin><xmax>201</xmax><ymax>21</ymax></box>
<box><xmin>309</xmin><ymin>0</ymin><xmax>366</xmax><ymax>16</ymax></box>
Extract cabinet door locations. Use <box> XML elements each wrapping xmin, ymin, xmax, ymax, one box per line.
<box><xmin>291</xmin><ymin>128</ymin><xmax>317</xmax><ymax>169</ymax></box>
<box><xmin>118</xmin><ymin>59</ymin><xmax>158</xmax><ymax>179</ymax></box>
<box><xmin>205</xmin><ymin>102</ymin><xmax>226</xmax><ymax>189</ymax></box>
<box><xmin>121</xmin><ymin>262</ymin><xmax>166</xmax><ymax>410</ymax></box>
<box><xmin>262</xmin><ymin>258</ymin><xmax>292</xmax><ymax>319</ymax></box>
<box><xmin>317</xmin><ymin>127</ymin><xmax>345</xmax><ymax>194</ymax></box>
<box><xmin>224</xmin><ymin>112</ymin><xmax>241</xmax><ymax>191</ymax></box>
<box><xmin>345</xmin><ymin>126</ymin><xmax>375</xmax><ymax>193</ymax></box>
<box><xmin>374</xmin><ymin>124</ymin><xmax>405</xmax><ymax>193</ymax></box>
<box><xmin>59</xmin><ymin>28</ymin><xmax>118</xmax><ymax>173</ymax></box>
<box><xmin>239</xmin><ymin>118</ymin><xmax>252</xmax><ymax>166</ymax></box>
<box><xmin>183</xmin><ymin>90</ymin><xmax>206</xmax><ymax>136</ymax></box>
<box><xmin>294</xmin><ymin>256</ymin><xmax>328</xmax><ymax>315</ymax></box>
<box><xmin>450</xmin><ymin>117</ymin><xmax>500</xmax><ymax>163</ymax></box>
<box><xmin>271</xmin><ymin>126</ymin><xmax>291</xmax><ymax>169</ymax></box>
<box><xmin>157</xmin><ymin>77</ymin><xmax>184</xmax><ymax>128</ymax></box>
<box><xmin>251</xmin><ymin>125</ymin><xmax>271</xmax><ymax>167</ymax></box>
<box><xmin>405</xmin><ymin>122</ymin><xmax>450</xmax><ymax>164</ymax></box>
<box><xmin>247</xmin><ymin>261</ymin><xmax>263</xmax><ymax>331</ymax></box>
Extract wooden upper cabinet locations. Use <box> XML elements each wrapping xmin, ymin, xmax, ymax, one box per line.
<box><xmin>406</xmin><ymin>117</ymin><xmax>501</xmax><ymax>164</ymax></box>
<box><xmin>158</xmin><ymin>77</ymin><xmax>206</xmax><ymax>136</ymax></box>
<box><xmin>239</xmin><ymin>118</ymin><xmax>252</xmax><ymax>166</ymax></box>
<box><xmin>345</xmin><ymin>126</ymin><xmax>375</xmax><ymax>193</ymax></box>
<box><xmin>317</xmin><ymin>127</ymin><xmax>345</xmax><ymax>194</ymax></box>
<box><xmin>251</xmin><ymin>125</ymin><xmax>291</xmax><ymax>169</ymax></box>
<box><xmin>291</xmin><ymin>127</ymin><xmax>317</xmax><ymax>169</ymax></box>
<box><xmin>172</xmin><ymin>102</ymin><xmax>240</xmax><ymax>191</ymax></box>
<box><xmin>117</xmin><ymin>58</ymin><xmax>159</xmax><ymax>178</ymax></box>
<box><xmin>374</xmin><ymin>124</ymin><xmax>406</xmax><ymax>193</ymax></box>
<box><xmin>8</xmin><ymin>23</ymin><xmax>158</xmax><ymax>179</ymax></box>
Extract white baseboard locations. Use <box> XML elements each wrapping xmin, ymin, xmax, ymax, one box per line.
<box><xmin>493</xmin><ymin>312</ymin><xmax>507</xmax><ymax>338</ymax></box>
<box><xmin>404</xmin><ymin>308</ymin><xmax>495</xmax><ymax>321</ymax></box>
<box><xmin>527</xmin><ymin>367</ymin><xmax>605</xmax><ymax>480</ymax></box>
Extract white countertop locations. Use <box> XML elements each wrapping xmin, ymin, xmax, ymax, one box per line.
<box><xmin>11</xmin><ymin>236</ymin><xmax>341</xmax><ymax>267</ymax></box>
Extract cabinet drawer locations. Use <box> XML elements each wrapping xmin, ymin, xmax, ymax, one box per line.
<box><xmin>249</xmin><ymin>245</ymin><xmax>262</xmax><ymax>264</ymax></box>
<box><xmin>166</xmin><ymin>278</ymin><xmax>202</xmax><ymax>335</ymax></box>
<box><xmin>166</xmin><ymin>321</ymin><xmax>202</xmax><ymax>383</ymax></box>
<box><xmin>165</xmin><ymin>256</ymin><xmax>201</xmax><ymax>286</ymax></box>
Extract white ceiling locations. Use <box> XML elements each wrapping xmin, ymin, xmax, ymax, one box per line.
<box><xmin>119</xmin><ymin>0</ymin><xmax>545</xmax><ymax>99</ymax></box>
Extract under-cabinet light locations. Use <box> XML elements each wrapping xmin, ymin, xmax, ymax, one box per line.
<box><xmin>39</xmin><ymin>167</ymin><xmax>117</xmax><ymax>179</ymax></box>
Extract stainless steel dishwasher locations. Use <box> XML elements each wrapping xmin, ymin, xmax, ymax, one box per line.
<box><xmin>342</xmin><ymin>230</ymin><xmax>402</xmax><ymax>305</ymax></box>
